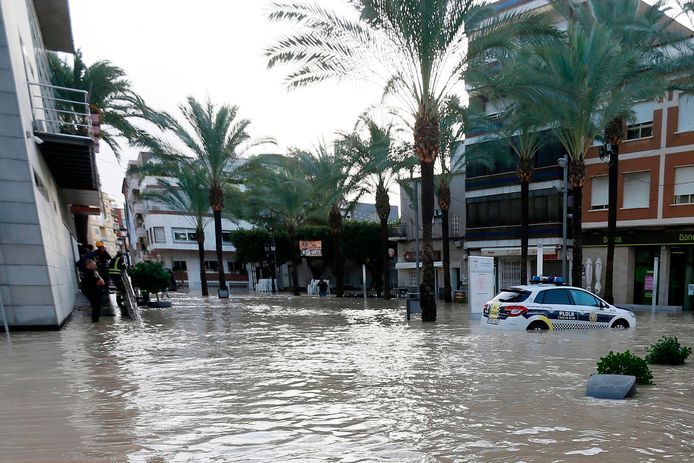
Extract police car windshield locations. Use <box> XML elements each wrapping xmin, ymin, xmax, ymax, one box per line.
<box><xmin>492</xmin><ymin>289</ymin><xmax>531</xmax><ymax>303</ymax></box>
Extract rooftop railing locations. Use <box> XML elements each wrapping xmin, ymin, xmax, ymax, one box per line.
<box><xmin>28</xmin><ymin>81</ymin><xmax>93</xmax><ymax>139</ymax></box>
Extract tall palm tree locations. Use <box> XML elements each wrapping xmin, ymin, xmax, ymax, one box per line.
<box><xmin>589</xmin><ymin>0</ymin><xmax>686</xmax><ymax>303</ymax></box>
<box><xmin>495</xmin><ymin>3</ymin><xmax>661</xmax><ymax>287</ymax></box>
<box><xmin>134</xmin><ymin>97</ymin><xmax>272</xmax><ymax>295</ymax></box>
<box><xmin>47</xmin><ymin>50</ymin><xmax>151</xmax><ymax>160</ymax></box>
<box><xmin>292</xmin><ymin>144</ymin><xmax>363</xmax><ymax>298</ymax></box>
<box><xmin>241</xmin><ymin>154</ymin><xmax>327</xmax><ymax>296</ymax></box>
<box><xmin>266</xmin><ymin>0</ymin><xmax>552</xmax><ymax>321</ymax></box>
<box><xmin>435</xmin><ymin>97</ymin><xmax>466</xmax><ymax>302</ymax></box>
<box><xmin>137</xmin><ymin>160</ymin><xmax>212</xmax><ymax>296</ymax></box>
<box><xmin>340</xmin><ymin>117</ymin><xmax>411</xmax><ymax>299</ymax></box>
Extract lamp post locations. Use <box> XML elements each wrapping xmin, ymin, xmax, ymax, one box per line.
<box><xmin>557</xmin><ymin>156</ymin><xmax>569</xmax><ymax>281</ymax></box>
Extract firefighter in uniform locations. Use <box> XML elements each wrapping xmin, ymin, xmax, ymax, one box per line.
<box><xmin>108</xmin><ymin>252</ymin><xmax>128</xmax><ymax>316</ymax></box>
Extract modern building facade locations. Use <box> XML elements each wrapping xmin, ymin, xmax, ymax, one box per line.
<box><xmin>122</xmin><ymin>152</ymin><xmax>251</xmax><ymax>291</ymax></box>
<box><xmin>582</xmin><ymin>92</ymin><xmax>694</xmax><ymax>309</ymax></box>
<box><xmin>0</xmin><ymin>0</ymin><xmax>101</xmax><ymax>328</ymax></box>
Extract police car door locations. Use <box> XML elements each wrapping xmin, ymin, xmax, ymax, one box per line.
<box><xmin>567</xmin><ymin>289</ymin><xmax>604</xmax><ymax>329</ymax></box>
<box><xmin>537</xmin><ymin>288</ymin><xmax>577</xmax><ymax>330</ymax></box>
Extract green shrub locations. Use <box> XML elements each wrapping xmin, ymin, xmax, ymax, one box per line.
<box><xmin>645</xmin><ymin>337</ymin><xmax>692</xmax><ymax>365</ymax></box>
<box><xmin>128</xmin><ymin>261</ymin><xmax>171</xmax><ymax>297</ymax></box>
<box><xmin>596</xmin><ymin>350</ymin><xmax>653</xmax><ymax>385</ymax></box>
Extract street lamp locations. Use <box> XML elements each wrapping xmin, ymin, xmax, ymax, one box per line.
<box><xmin>557</xmin><ymin>156</ymin><xmax>569</xmax><ymax>282</ymax></box>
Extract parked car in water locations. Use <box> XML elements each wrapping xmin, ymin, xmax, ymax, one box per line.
<box><xmin>481</xmin><ymin>276</ymin><xmax>637</xmax><ymax>331</ymax></box>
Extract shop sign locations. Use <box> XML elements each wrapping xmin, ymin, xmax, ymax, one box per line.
<box><xmin>584</xmin><ymin>230</ymin><xmax>694</xmax><ymax>247</ymax></box>
<box><xmin>404</xmin><ymin>250</ymin><xmax>441</xmax><ymax>262</ymax></box>
<box><xmin>299</xmin><ymin>240</ymin><xmax>322</xmax><ymax>257</ymax></box>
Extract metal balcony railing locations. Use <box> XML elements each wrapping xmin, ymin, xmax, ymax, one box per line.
<box><xmin>28</xmin><ymin>82</ymin><xmax>93</xmax><ymax>139</ymax></box>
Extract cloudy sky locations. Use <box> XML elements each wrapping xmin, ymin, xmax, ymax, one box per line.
<box><xmin>68</xmin><ymin>0</ymin><xmax>385</xmax><ymax>204</ymax></box>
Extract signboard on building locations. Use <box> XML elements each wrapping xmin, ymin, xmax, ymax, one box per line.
<box><xmin>468</xmin><ymin>256</ymin><xmax>495</xmax><ymax>316</ymax></box>
<box><xmin>584</xmin><ymin>230</ymin><xmax>694</xmax><ymax>247</ymax></box>
<box><xmin>299</xmin><ymin>240</ymin><xmax>322</xmax><ymax>257</ymax></box>
<box><xmin>404</xmin><ymin>250</ymin><xmax>441</xmax><ymax>262</ymax></box>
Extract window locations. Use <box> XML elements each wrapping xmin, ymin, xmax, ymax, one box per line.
<box><xmin>590</xmin><ymin>176</ymin><xmax>608</xmax><ymax>210</ymax></box>
<box><xmin>204</xmin><ymin>260</ymin><xmax>218</xmax><ymax>272</ymax></box>
<box><xmin>173</xmin><ymin>228</ymin><xmax>197</xmax><ymax>242</ymax></box>
<box><xmin>622</xmin><ymin>172</ymin><xmax>650</xmax><ymax>209</ymax></box>
<box><xmin>678</xmin><ymin>94</ymin><xmax>694</xmax><ymax>133</ymax></box>
<box><xmin>153</xmin><ymin>227</ymin><xmax>166</xmax><ymax>243</ymax></box>
<box><xmin>674</xmin><ymin>166</ymin><xmax>694</xmax><ymax>205</ymax></box>
<box><xmin>222</xmin><ymin>231</ymin><xmax>232</xmax><ymax>243</ymax></box>
<box><xmin>536</xmin><ymin>289</ymin><xmax>571</xmax><ymax>305</ymax></box>
<box><xmin>491</xmin><ymin>290</ymin><xmax>530</xmax><ymax>303</ymax></box>
<box><xmin>626</xmin><ymin>102</ymin><xmax>654</xmax><ymax>140</ymax></box>
<box><xmin>409</xmin><ymin>269</ymin><xmax>418</xmax><ymax>287</ymax></box>
<box><xmin>228</xmin><ymin>261</ymin><xmax>245</xmax><ymax>274</ymax></box>
<box><xmin>568</xmin><ymin>289</ymin><xmax>600</xmax><ymax>307</ymax></box>
<box><xmin>172</xmin><ymin>260</ymin><xmax>187</xmax><ymax>271</ymax></box>
<box><xmin>451</xmin><ymin>213</ymin><xmax>461</xmax><ymax>237</ymax></box>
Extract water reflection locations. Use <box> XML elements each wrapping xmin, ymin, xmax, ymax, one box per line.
<box><xmin>1</xmin><ymin>294</ymin><xmax>693</xmax><ymax>462</ymax></box>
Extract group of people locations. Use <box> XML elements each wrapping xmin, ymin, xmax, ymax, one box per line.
<box><xmin>75</xmin><ymin>242</ymin><xmax>127</xmax><ymax>322</ymax></box>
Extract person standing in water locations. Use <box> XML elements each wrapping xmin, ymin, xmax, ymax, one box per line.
<box><xmin>82</xmin><ymin>259</ymin><xmax>105</xmax><ymax>322</ymax></box>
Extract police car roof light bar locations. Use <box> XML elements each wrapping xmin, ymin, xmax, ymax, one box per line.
<box><xmin>530</xmin><ymin>275</ymin><xmax>565</xmax><ymax>286</ymax></box>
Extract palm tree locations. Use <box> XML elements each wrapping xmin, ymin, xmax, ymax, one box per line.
<box><xmin>589</xmin><ymin>0</ymin><xmax>686</xmax><ymax>303</ymax></box>
<box><xmin>47</xmin><ymin>50</ymin><xmax>151</xmax><ymax>160</ymax></box>
<box><xmin>292</xmin><ymin>144</ymin><xmax>363</xmax><ymax>298</ymax></box>
<box><xmin>134</xmin><ymin>97</ymin><xmax>272</xmax><ymax>295</ymax></box>
<box><xmin>435</xmin><ymin>97</ymin><xmax>466</xmax><ymax>301</ymax></box>
<box><xmin>241</xmin><ymin>154</ymin><xmax>327</xmax><ymax>296</ymax></box>
<box><xmin>266</xmin><ymin>0</ymin><xmax>552</xmax><ymax>321</ymax></box>
<box><xmin>495</xmin><ymin>3</ymin><xmax>662</xmax><ymax>287</ymax></box>
<box><xmin>138</xmin><ymin>159</ymin><xmax>212</xmax><ymax>296</ymax></box>
<box><xmin>339</xmin><ymin>117</ymin><xmax>411</xmax><ymax>299</ymax></box>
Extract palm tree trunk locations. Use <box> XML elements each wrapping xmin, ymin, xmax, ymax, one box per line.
<box><xmin>375</xmin><ymin>184</ymin><xmax>392</xmax><ymax>300</ymax></box>
<box><xmin>570</xmin><ymin>160</ymin><xmax>585</xmax><ymax>287</ymax></box>
<box><xmin>196</xmin><ymin>231</ymin><xmax>209</xmax><ymax>297</ymax></box>
<box><xmin>520</xmin><ymin>177</ymin><xmax>530</xmax><ymax>284</ymax></box>
<box><xmin>438</xmin><ymin>184</ymin><xmax>452</xmax><ymax>303</ymax></box>
<box><xmin>213</xmin><ymin>209</ymin><xmax>227</xmax><ymax>291</ymax></box>
<box><xmin>288</xmin><ymin>226</ymin><xmax>300</xmax><ymax>296</ymax></box>
<box><xmin>329</xmin><ymin>203</ymin><xmax>344</xmax><ymax>297</ymax></box>
<box><xmin>420</xmin><ymin>160</ymin><xmax>437</xmax><ymax>321</ymax></box>
<box><xmin>604</xmin><ymin>117</ymin><xmax>624</xmax><ymax>303</ymax></box>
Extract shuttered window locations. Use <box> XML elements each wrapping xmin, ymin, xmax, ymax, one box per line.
<box><xmin>622</xmin><ymin>172</ymin><xmax>650</xmax><ymax>209</ymax></box>
<box><xmin>626</xmin><ymin>102</ymin><xmax>654</xmax><ymax>140</ymax></box>
<box><xmin>678</xmin><ymin>94</ymin><xmax>694</xmax><ymax>133</ymax></box>
<box><xmin>674</xmin><ymin>166</ymin><xmax>694</xmax><ymax>204</ymax></box>
<box><xmin>591</xmin><ymin>176</ymin><xmax>608</xmax><ymax>210</ymax></box>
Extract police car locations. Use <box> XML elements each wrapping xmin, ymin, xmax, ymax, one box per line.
<box><xmin>481</xmin><ymin>276</ymin><xmax>637</xmax><ymax>331</ymax></box>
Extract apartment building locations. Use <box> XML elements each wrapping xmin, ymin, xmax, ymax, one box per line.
<box><xmin>582</xmin><ymin>93</ymin><xmax>694</xmax><ymax>309</ymax></box>
<box><xmin>393</xmin><ymin>173</ymin><xmax>466</xmax><ymax>298</ymax></box>
<box><xmin>86</xmin><ymin>192</ymin><xmax>120</xmax><ymax>255</ymax></box>
<box><xmin>0</xmin><ymin>0</ymin><xmax>102</xmax><ymax>328</ymax></box>
<box><xmin>122</xmin><ymin>152</ymin><xmax>251</xmax><ymax>291</ymax></box>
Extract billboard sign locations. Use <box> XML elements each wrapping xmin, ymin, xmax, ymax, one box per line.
<box><xmin>299</xmin><ymin>240</ymin><xmax>322</xmax><ymax>257</ymax></box>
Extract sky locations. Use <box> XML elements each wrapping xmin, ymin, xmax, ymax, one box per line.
<box><xmin>68</xmin><ymin>0</ymin><xmax>385</xmax><ymax>205</ymax></box>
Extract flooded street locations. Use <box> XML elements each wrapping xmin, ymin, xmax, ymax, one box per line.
<box><xmin>1</xmin><ymin>294</ymin><xmax>693</xmax><ymax>462</ymax></box>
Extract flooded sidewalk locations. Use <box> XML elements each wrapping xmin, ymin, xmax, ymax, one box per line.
<box><xmin>1</xmin><ymin>293</ymin><xmax>693</xmax><ymax>462</ymax></box>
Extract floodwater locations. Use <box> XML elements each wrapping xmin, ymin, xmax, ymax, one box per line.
<box><xmin>1</xmin><ymin>294</ymin><xmax>693</xmax><ymax>463</ymax></box>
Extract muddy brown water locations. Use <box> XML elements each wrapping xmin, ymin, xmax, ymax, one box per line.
<box><xmin>1</xmin><ymin>293</ymin><xmax>692</xmax><ymax>462</ymax></box>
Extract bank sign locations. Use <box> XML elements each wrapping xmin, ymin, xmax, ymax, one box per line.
<box><xmin>299</xmin><ymin>240</ymin><xmax>322</xmax><ymax>257</ymax></box>
<box><xmin>583</xmin><ymin>230</ymin><xmax>694</xmax><ymax>247</ymax></box>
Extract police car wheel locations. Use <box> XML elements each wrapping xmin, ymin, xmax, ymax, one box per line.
<box><xmin>612</xmin><ymin>319</ymin><xmax>629</xmax><ymax>329</ymax></box>
<box><xmin>526</xmin><ymin>321</ymin><xmax>549</xmax><ymax>332</ymax></box>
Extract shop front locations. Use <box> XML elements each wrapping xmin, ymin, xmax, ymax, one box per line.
<box><xmin>583</xmin><ymin>229</ymin><xmax>694</xmax><ymax>309</ymax></box>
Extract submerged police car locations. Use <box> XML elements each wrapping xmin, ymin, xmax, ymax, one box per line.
<box><xmin>481</xmin><ymin>276</ymin><xmax>637</xmax><ymax>331</ymax></box>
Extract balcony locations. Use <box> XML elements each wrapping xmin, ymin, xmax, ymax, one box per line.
<box><xmin>28</xmin><ymin>81</ymin><xmax>98</xmax><ymax>193</ymax></box>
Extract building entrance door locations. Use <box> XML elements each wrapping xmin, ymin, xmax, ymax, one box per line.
<box><xmin>669</xmin><ymin>247</ymin><xmax>694</xmax><ymax>310</ymax></box>
<box><xmin>633</xmin><ymin>247</ymin><xmax>659</xmax><ymax>305</ymax></box>
<box><xmin>498</xmin><ymin>258</ymin><xmax>522</xmax><ymax>289</ymax></box>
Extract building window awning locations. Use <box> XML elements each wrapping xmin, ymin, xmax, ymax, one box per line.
<box><xmin>481</xmin><ymin>246</ymin><xmax>558</xmax><ymax>257</ymax></box>
<box><xmin>395</xmin><ymin>261</ymin><xmax>444</xmax><ymax>269</ymax></box>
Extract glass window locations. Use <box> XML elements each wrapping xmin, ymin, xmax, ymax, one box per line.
<box><xmin>228</xmin><ymin>261</ymin><xmax>245</xmax><ymax>274</ymax></box>
<box><xmin>677</xmin><ymin>94</ymin><xmax>694</xmax><ymax>133</ymax></box>
<box><xmin>222</xmin><ymin>231</ymin><xmax>232</xmax><ymax>243</ymax></box>
<box><xmin>538</xmin><ymin>289</ymin><xmax>571</xmax><ymax>305</ymax></box>
<box><xmin>187</xmin><ymin>231</ymin><xmax>197</xmax><ymax>241</ymax></box>
<box><xmin>491</xmin><ymin>290</ymin><xmax>530</xmax><ymax>303</ymax></box>
<box><xmin>569</xmin><ymin>289</ymin><xmax>600</xmax><ymax>307</ymax></box>
<box><xmin>674</xmin><ymin>166</ymin><xmax>694</xmax><ymax>205</ymax></box>
<box><xmin>204</xmin><ymin>260</ymin><xmax>218</xmax><ymax>272</ymax></box>
<box><xmin>172</xmin><ymin>260</ymin><xmax>187</xmax><ymax>271</ymax></box>
<box><xmin>173</xmin><ymin>228</ymin><xmax>196</xmax><ymax>242</ymax></box>
<box><xmin>153</xmin><ymin>227</ymin><xmax>166</xmax><ymax>243</ymax></box>
<box><xmin>626</xmin><ymin>122</ymin><xmax>653</xmax><ymax>140</ymax></box>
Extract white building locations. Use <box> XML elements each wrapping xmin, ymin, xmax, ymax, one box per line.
<box><xmin>122</xmin><ymin>152</ymin><xmax>251</xmax><ymax>291</ymax></box>
<box><xmin>0</xmin><ymin>0</ymin><xmax>102</xmax><ymax>329</ymax></box>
